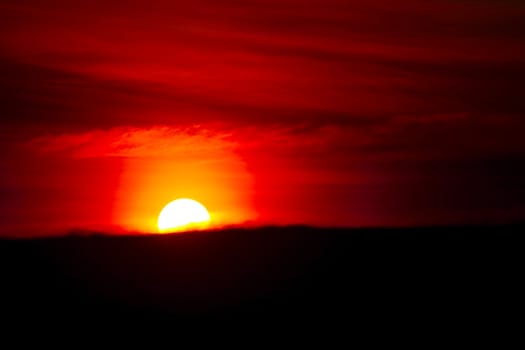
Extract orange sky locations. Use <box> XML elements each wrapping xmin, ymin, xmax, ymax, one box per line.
<box><xmin>1</xmin><ymin>0</ymin><xmax>525</xmax><ymax>236</ymax></box>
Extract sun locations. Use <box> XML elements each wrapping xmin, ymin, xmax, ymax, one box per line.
<box><xmin>157</xmin><ymin>198</ymin><xmax>211</xmax><ymax>233</ymax></box>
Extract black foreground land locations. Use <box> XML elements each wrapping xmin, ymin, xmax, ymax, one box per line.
<box><xmin>0</xmin><ymin>226</ymin><xmax>522</xmax><ymax>323</ymax></box>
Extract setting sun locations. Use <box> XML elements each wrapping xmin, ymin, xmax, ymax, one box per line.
<box><xmin>157</xmin><ymin>198</ymin><xmax>211</xmax><ymax>233</ymax></box>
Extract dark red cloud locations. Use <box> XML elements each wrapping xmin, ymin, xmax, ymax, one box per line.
<box><xmin>2</xmin><ymin>0</ymin><xmax>524</xmax><ymax>127</ymax></box>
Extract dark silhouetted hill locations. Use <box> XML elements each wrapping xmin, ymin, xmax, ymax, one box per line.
<box><xmin>0</xmin><ymin>225</ymin><xmax>523</xmax><ymax>324</ymax></box>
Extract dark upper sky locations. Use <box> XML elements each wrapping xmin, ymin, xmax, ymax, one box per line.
<box><xmin>1</xmin><ymin>0</ymin><xmax>525</xmax><ymax>235</ymax></box>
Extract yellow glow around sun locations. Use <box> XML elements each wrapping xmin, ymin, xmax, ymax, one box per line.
<box><xmin>157</xmin><ymin>198</ymin><xmax>211</xmax><ymax>233</ymax></box>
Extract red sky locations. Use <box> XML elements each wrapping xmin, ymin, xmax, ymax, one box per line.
<box><xmin>1</xmin><ymin>0</ymin><xmax>525</xmax><ymax>236</ymax></box>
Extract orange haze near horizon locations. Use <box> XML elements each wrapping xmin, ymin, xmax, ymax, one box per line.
<box><xmin>112</xmin><ymin>136</ymin><xmax>256</xmax><ymax>233</ymax></box>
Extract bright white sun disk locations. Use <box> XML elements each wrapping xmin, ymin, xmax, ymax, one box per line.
<box><xmin>157</xmin><ymin>198</ymin><xmax>211</xmax><ymax>233</ymax></box>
